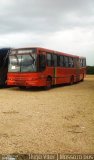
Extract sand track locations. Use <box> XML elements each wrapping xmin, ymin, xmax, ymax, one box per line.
<box><xmin>0</xmin><ymin>75</ymin><xmax>94</xmax><ymax>154</ymax></box>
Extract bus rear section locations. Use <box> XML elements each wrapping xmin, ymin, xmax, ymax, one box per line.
<box><xmin>7</xmin><ymin>47</ymin><xmax>86</xmax><ymax>89</ymax></box>
<box><xmin>79</xmin><ymin>57</ymin><xmax>86</xmax><ymax>81</ymax></box>
<box><xmin>0</xmin><ymin>48</ymin><xmax>11</xmax><ymax>86</ymax></box>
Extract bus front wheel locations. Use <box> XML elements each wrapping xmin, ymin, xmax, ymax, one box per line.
<box><xmin>44</xmin><ymin>77</ymin><xmax>52</xmax><ymax>90</ymax></box>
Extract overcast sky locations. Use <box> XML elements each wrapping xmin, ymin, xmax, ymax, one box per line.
<box><xmin>0</xmin><ymin>0</ymin><xmax>94</xmax><ymax>65</ymax></box>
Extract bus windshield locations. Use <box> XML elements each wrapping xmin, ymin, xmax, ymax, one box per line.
<box><xmin>8</xmin><ymin>52</ymin><xmax>37</xmax><ymax>72</ymax></box>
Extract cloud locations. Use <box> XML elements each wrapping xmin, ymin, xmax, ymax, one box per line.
<box><xmin>0</xmin><ymin>0</ymin><xmax>94</xmax><ymax>34</ymax></box>
<box><xmin>0</xmin><ymin>0</ymin><xmax>94</xmax><ymax>65</ymax></box>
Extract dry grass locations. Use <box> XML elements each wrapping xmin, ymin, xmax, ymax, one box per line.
<box><xmin>0</xmin><ymin>75</ymin><xmax>94</xmax><ymax>154</ymax></box>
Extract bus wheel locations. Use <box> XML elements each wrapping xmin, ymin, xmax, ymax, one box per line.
<box><xmin>70</xmin><ymin>76</ymin><xmax>74</xmax><ymax>85</ymax></box>
<box><xmin>45</xmin><ymin>77</ymin><xmax>52</xmax><ymax>90</ymax></box>
<box><xmin>19</xmin><ymin>86</ymin><xmax>26</xmax><ymax>89</ymax></box>
<box><xmin>81</xmin><ymin>74</ymin><xmax>84</xmax><ymax>81</ymax></box>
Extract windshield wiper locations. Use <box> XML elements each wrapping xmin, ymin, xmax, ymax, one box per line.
<box><xmin>14</xmin><ymin>55</ymin><xmax>20</xmax><ymax>65</ymax></box>
<box><xmin>29</xmin><ymin>53</ymin><xmax>36</xmax><ymax>71</ymax></box>
<box><xmin>29</xmin><ymin>53</ymin><xmax>35</xmax><ymax>63</ymax></box>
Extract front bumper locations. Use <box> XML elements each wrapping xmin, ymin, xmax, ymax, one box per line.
<box><xmin>7</xmin><ymin>78</ymin><xmax>46</xmax><ymax>87</ymax></box>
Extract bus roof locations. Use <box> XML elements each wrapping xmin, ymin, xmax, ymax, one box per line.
<box><xmin>11</xmin><ymin>47</ymin><xmax>80</xmax><ymax>58</ymax></box>
<box><xmin>79</xmin><ymin>56</ymin><xmax>86</xmax><ymax>59</ymax></box>
<box><xmin>37</xmin><ymin>47</ymin><xmax>79</xmax><ymax>58</ymax></box>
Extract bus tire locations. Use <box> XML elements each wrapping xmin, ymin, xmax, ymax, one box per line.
<box><xmin>81</xmin><ymin>74</ymin><xmax>84</xmax><ymax>81</ymax></box>
<box><xmin>19</xmin><ymin>86</ymin><xmax>26</xmax><ymax>89</ymax></box>
<box><xmin>70</xmin><ymin>76</ymin><xmax>74</xmax><ymax>85</ymax></box>
<box><xmin>44</xmin><ymin>77</ymin><xmax>52</xmax><ymax>90</ymax></box>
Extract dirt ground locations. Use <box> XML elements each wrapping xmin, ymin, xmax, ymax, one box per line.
<box><xmin>0</xmin><ymin>75</ymin><xmax>94</xmax><ymax>154</ymax></box>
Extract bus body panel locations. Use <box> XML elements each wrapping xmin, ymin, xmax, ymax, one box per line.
<box><xmin>7</xmin><ymin>72</ymin><xmax>46</xmax><ymax>87</ymax></box>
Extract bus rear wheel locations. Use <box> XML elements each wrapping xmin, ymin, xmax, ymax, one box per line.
<box><xmin>70</xmin><ymin>76</ymin><xmax>74</xmax><ymax>85</ymax></box>
<box><xmin>81</xmin><ymin>74</ymin><xmax>84</xmax><ymax>81</ymax></box>
<box><xmin>44</xmin><ymin>77</ymin><xmax>52</xmax><ymax>90</ymax></box>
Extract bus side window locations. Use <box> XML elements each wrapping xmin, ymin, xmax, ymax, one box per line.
<box><xmin>69</xmin><ymin>57</ymin><xmax>71</xmax><ymax>67</ymax></box>
<box><xmin>80</xmin><ymin>59</ymin><xmax>83</xmax><ymax>67</ymax></box>
<box><xmin>39</xmin><ymin>54</ymin><xmax>46</xmax><ymax>71</ymax></box>
<box><xmin>60</xmin><ymin>55</ymin><xmax>64</xmax><ymax>67</ymax></box>
<box><xmin>73</xmin><ymin>58</ymin><xmax>77</xmax><ymax>67</ymax></box>
<box><xmin>69</xmin><ymin>57</ymin><xmax>74</xmax><ymax>68</ymax></box>
<box><xmin>71</xmin><ymin>58</ymin><xmax>74</xmax><ymax>67</ymax></box>
<box><xmin>84</xmin><ymin>59</ymin><xmax>86</xmax><ymax>66</ymax></box>
<box><xmin>53</xmin><ymin>54</ymin><xmax>57</xmax><ymax>67</ymax></box>
<box><xmin>83</xmin><ymin>59</ymin><xmax>86</xmax><ymax>67</ymax></box>
<box><xmin>64</xmin><ymin>56</ymin><xmax>69</xmax><ymax>67</ymax></box>
<box><xmin>80</xmin><ymin>59</ymin><xmax>82</xmax><ymax>67</ymax></box>
<box><xmin>57</xmin><ymin>55</ymin><xmax>60</xmax><ymax>66</ymax></box>
<box><xmin>79</xmin><ymin>59</ymin><xmax>81</xmax><ymax>67</ymax></box>
<box><xmin>63</xmin><ymin>56</ymin><xmax>65</xmax><ymax>67</ymax></box>
<box><xmin>75</xmin><ymin>58</ymin><xmax>79</xmax><ymax>68</ymax></box>
<box><xmin>47</xmin><ymin>53</ymin><xmax>52</xmax><ymax>67</ymax></box>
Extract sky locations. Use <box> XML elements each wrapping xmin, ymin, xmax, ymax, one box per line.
<box><xmin>0</xmin><ymin>0</ymin><xmax>94</xmax><ymax>65</ymax></box>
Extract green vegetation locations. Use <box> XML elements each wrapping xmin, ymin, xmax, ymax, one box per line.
<box><xmin>87</xmin><ymin>66</ymin><xmax>94</xmax><ymax>74</ymax></box>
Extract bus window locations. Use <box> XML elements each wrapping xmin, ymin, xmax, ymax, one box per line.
<box><xmin>79</xmin><ymin>59</ymin><xmax>81</xmax><ymax>67</ymax></box>
<box><xmin>47</xmin><ymin>53</ymin><xmax>52</xmax><ymax>67</ymax></box>
<box><xmin>57</xmin><ymin>55</ymin><xmax>60</xmax><ymax>66</ymax></box>
<box><xmin>79</xmin><ymin>59</ymin><xmax>86</xmax><ymax>67</ymax></box>
<box><xmin>69</xmin><ymin>57</ymin><xmax>74</xmax><ymax>68</ymax></box>
<box><xmin>74</xmin><ymin>58</ymin><xmax>79</xmax><ymax>68</ymax></box>
<box><xmin>82</xmin><ymin>59</ymin><xmax>86</xmax><ymax>67</ymax></box>
<box><xmin>39</xmin><ymin>54</ymin><xmax>46</xmax><ymax>71</ymax></box>
<box><xmin>60</xmin><ymin>55</ymin><xmax>64</xmax><ymax>67</ymax></box>
<box><xmin>80</xmin><ymin>59</ymin><xmax>83</xmax><ymax>67</ymax></box>
<box><xmin>53</xmin><ymin>54</ymin><xmax>57</xmax><ymax>67</ymax></box>
<box><xmin>64</xmin><ymin>56</ymin><xmax>69</xmax><ymax>67</ymax></box>
<box><xmin>76</xmin><ymin>58</ymin><xmax>80</xmax><ymax>68</ymax></box>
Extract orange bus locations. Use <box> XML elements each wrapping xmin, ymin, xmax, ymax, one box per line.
<box><xmin>7</xmin><ymin>47</ymin><xmax>86</xmax><ymax>89</ymax></box>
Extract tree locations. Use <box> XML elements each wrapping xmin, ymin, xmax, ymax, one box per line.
<box><xmin>87</xmin><ymin>66</ymin><xmax>94</xmax><ymax>74</ymax></box>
